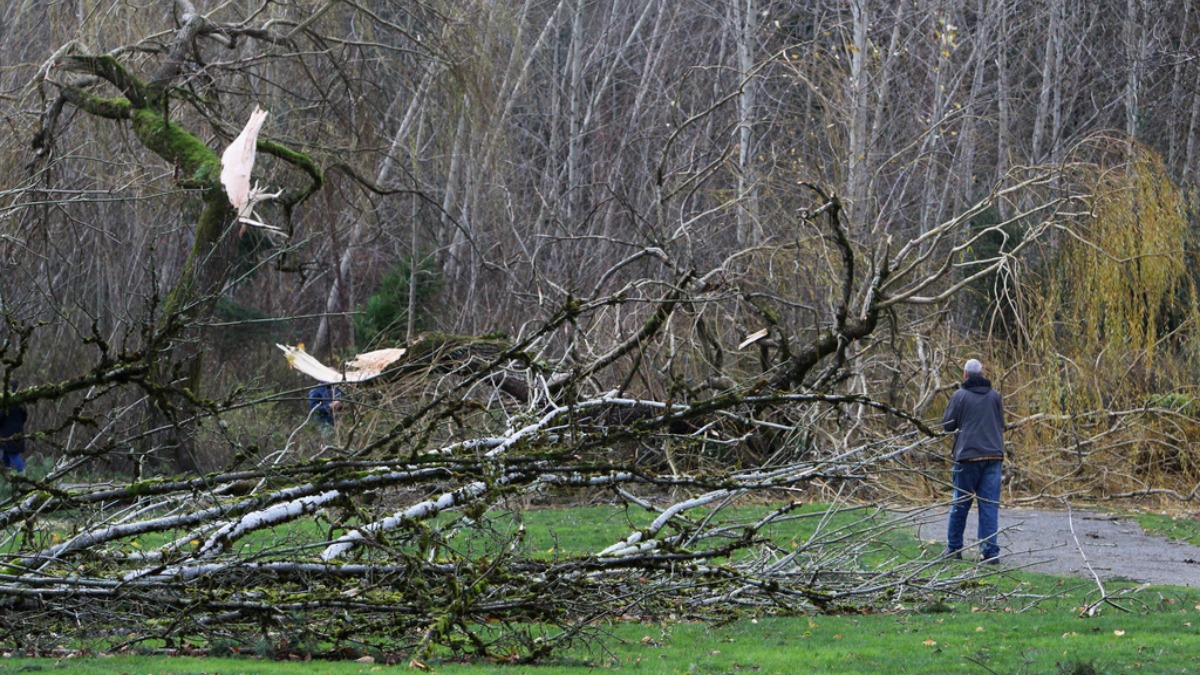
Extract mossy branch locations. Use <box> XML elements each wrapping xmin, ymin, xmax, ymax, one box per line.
<box><xmin>62</xmin><ymin>54</ymin><xmax>149</xmax><ymax>106</ymax></box>
<box><xmin>258</xmin><ymin>139</ymin><xmax>323</xmax><ymax>207</ymax></box>
<box><xmin>55</xmin><ymin>87</ymin><xmax>131</xmax><ymax>120</ymax></box>
<box><xmin>130</xmin><ymin>108</ymin><xmax>221</xmax><ymax>184</ymax></box>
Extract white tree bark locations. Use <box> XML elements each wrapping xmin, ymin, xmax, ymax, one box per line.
<box><xmin>1030</xmin><ymin>0</ymin><xmax>1062</xmax><ymax>162</ymax></box>
<box><xmin>735</xmin><ymin>0</ymin><xmax>761</xmax><ymax>246</ymax></box>
<box><xmin>846</xmin><ymin>0</ymin><xmax>871</xmax><ymax>231</ymax></box>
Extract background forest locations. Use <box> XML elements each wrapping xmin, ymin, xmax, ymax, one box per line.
<box><xmin>1</xmin><ymin>0</ymin><xmax>1200</xmax><ymax>658</ymax></box>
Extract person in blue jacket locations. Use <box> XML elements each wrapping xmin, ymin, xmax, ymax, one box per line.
<box><xmin>0</xmin><ymin>383</ymin><xmax>28</xmax><ymax>473</ymax></box>
<box><xmin>307</xmin><ymin>383</ymin><xmax>343</xmax><ymax>430</ymax></box>
<box><xmin>942</xmin><ymin>358</ymin><xmax>1005</xmax><ymax>563</ymax></box>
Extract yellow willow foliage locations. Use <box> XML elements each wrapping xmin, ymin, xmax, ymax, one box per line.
<box><xmin>1055</xmin><ymin>151</ymin><xmax>1189</xmax><ymax>365</ymax></box>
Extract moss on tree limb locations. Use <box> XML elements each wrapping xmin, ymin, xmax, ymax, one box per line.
<box><xmin>258</xmin><ymin>139</ymin><xmax>323</xmax><ymax>202</ymax></box>
<box><xmin>63</xmin><ymin>54</ymin><xmax>149</xmax><ymax>106</ymax></box>
<box><xmin>130</xmin><ymin>108</ymin><xmax>222</xmax><ymax>185</ymax></box>
<box><xmin>56</xmin><ymin>87</ymin><xmax>131</xmax><ymax>120</ymax></box>
<box><xmin>58</xmin><ymin>51</ymin><xmax>222</xmax><ymax>187</ymax></box>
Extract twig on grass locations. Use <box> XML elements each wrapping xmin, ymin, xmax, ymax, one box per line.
<box><xmin>1064</xmin><ymin>499</ymin><xmax>1132</xmax><ymax>617</ymax></box>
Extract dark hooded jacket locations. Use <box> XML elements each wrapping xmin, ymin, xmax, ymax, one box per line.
<box><xmin>0</xmin><ymin>404</ymin><xmax>27</xmax><ymax>455</ymax></box>
<box><xmin>942</xmin><ymin>375</ymin><xmax>1005</xmax><ymax>462</ymax></box>
<box><xmin>307</xmin><ymin>384</ymin><xmax>340</xmax><ymax>427</ymax></box>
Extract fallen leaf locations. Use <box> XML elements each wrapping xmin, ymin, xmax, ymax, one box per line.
<box><xmin>923</xmin><ymin>638</ymin><xmax>937</xmax><ymax>646</ymax></box>
<box><xmin>975</xmin><ymin>626</ymin><xmax>984</xmax><ymax>632</ymax></box>
<box><xmin>1114</xmin><ymin>629</ymin><xmax>1125</xmax><ymax>636</ymax></box>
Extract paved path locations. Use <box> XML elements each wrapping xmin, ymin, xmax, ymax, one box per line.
<box><xmin>909</xmin><ymin>507</ymin><xmax>1200</xmax><ymax>588</ymax></box>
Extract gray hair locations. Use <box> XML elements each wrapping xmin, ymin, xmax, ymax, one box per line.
<box><xmin>963</xmin><ymin>359</ymin><xmax>983</xmax><ymax>376</ymax></box>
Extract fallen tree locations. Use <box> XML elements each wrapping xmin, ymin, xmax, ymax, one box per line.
<box><xmin>0</xmin><ymin>170</ymin><xmax>1088</xmax><ymax>660</ymax></box>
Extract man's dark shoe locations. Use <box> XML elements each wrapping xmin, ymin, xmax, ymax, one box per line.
<box><xmin>942</xmin><ymin>549</ymin><xmax>962</xmax><ymax>560</ymax></box>
<box><xmin>981</xmin><ymin>553</ymin><xmax>1000</xmax><ymax>565</ymax></box>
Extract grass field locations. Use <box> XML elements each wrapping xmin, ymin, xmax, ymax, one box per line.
<box><xmin>1</xmin><ymin>504</ymin><xmax>1197</xmax><ymax>673</ymax></box>
<box><xmin>3</xmin><ymin>592</ymin><xmax>1196</xmax><ymax>674</ymax></box>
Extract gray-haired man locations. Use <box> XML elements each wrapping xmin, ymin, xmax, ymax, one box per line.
<box><xmin>942</xmin><ymin>358</ymin><xmax>1005</xmax><ymax>562</ymax></box>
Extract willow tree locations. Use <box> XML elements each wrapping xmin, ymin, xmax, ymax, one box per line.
<box><xmin>1015</xmin><ymin>143</ymin><xmax>1200</xmax><ymax>491</ymax></box>
<box><xmin>1052</xmin><ymin>149</ymin><xmax>1191</xmax><ymax>362</ymax></box>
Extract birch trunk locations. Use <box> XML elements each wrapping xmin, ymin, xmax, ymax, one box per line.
<box><xmin>1030</xmin><ymin>0</ymin><xmax>1062</xmax><ymax>162</ymax></box>
<box><xmin>846</xmin><ymin>0</ymin><xmax>871</xmax><ymax>232</ymax></box>
<box><xmin>735</xmin><ymin>0</ymin><xmax>761</xmax><ymax>246</ymax></box>
<box><xmin>995</xmin><ymin>0</ymin><xmax>1011</xmax><ymax>198</ymax></box>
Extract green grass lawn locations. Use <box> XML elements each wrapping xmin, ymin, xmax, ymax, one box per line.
<box><xmin>3</xmin><ymin>504</ymin><xmax>1199</xmax><ymax>673</ymax></box>
<box><xmin>1132</xmin><ymin>510</ymin><xmax>1200</xmax><ymax>547</ymax></box>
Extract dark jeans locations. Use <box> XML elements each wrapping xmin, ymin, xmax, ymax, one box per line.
<box><xmin>946</xmin><ymin>459</ymin><xmax>1001</xmax><ymax>558</ymax></box>
<box><xmin>2</xmin><ymin>450</ymin><xmax>24</xmax><ymax>473</ymax></box>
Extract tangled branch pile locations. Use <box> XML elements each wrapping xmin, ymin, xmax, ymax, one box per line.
<box><xmin>0</xmin><ymin>182</ymin><xmax>1063</xmax><ymax>660</ymax></box>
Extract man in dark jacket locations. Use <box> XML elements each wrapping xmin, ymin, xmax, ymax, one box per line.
<box><xmin>307</xmin><ymin>383</ymin><xmax>342</xmax><ymax>431</ymax></box>
<box><xmin>0</xmin><ymin>385</ymin><xmax>28</xmax><ymax>473</ymax></box>
<box><xmin>942</xmin><ymin>358</ymin><xmax>1005</xmax><ymax>563</ymax></box>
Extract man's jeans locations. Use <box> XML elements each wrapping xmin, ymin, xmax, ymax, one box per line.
<box><xmin>2</xmin><ymin>450</ymin><xmax>24</xmax><ymax>473</ymax></box>
<box><xmin>947</xmin><ymin>459</ymin><xmax>1002</xmax><ymax>558</ymax></box>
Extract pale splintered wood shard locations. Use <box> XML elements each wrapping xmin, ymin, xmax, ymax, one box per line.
<box><xmin>276</xmin><ymin>343</ymin><xmax>407</xmax><ymax>383</ymax></box>
<box><xmin>220</xmin><ymin>106</ymin><xmax>284</xmax><ymax>237</ymax></box>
